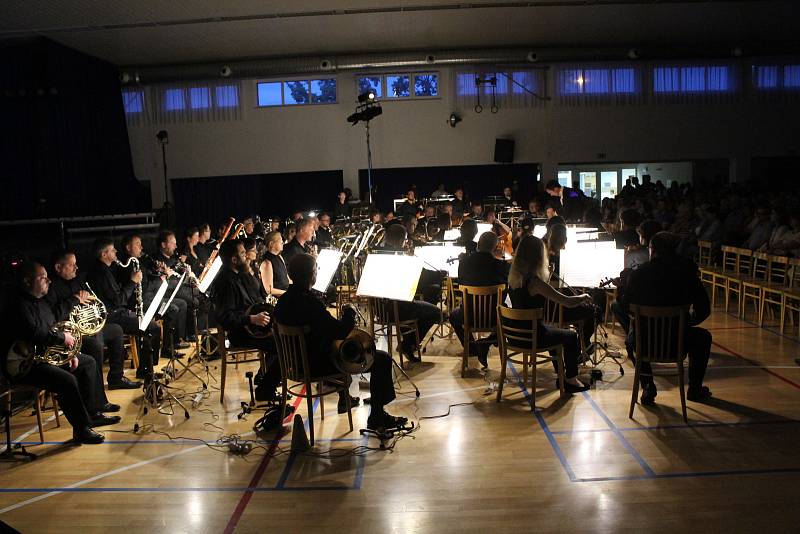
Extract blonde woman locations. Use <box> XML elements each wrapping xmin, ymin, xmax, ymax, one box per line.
<box><xmin>508</xmin><ymin>235</ymin><xmax>590</xmax><ymax>392</ymax></box>
<box><xmin>260</xmin><ymin>231</ymin><xmax>290</xmax><ymax>297</ymax></box>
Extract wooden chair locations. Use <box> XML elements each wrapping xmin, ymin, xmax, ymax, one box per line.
<box><xmin>716</xmin><ymin>246</ymin><xmax>750</xmax><ymax>313</ymax></box>
<box><xmin>697</xmin><ymin>240</ymin><xmax>717</xmax><ymax>298</ymax></box>
<box><xmin>125</xmin><ymin>334</ymin><xmax>140</xmax><ymax>370</ymax></box>
<box><xmin>273</xmin><ymin>323</ymin><xmax>353</xmax><ymax>445</ymax></box>
<box><xmin>741</xmin><ymin>252</ymin><xmax>770</xmax><ymax>320</ymax></box>
<box><xmin>216</xmin><ymin>330</ymin><xmax>266</xmax><ymax>404</ymax></box>
<box><xmin>0</xmin><ymin>382</ymin><xmax>61</xmax><ymax>444</ymax></box>
<box><xmin>459</xmin><ymin>284</ymin><xmax>505</xmax><ymax>377</ymax></box>
<box><xmin>628</xmin><ymin>304</ymin><xmax>690</xmax><ymax>423</ymax></box>
<box><xmin>443</xmin><ymin>277</ymin><xmax>462</xmax><ymax>339</ymax></box>
<box><xmin>496</xmin><ymin>306</ymin><xmax>566</xmax><ymax>410</ymax></box>
<box><xmin>759</xmin><ymin>254</ymin><xmax>790</xmax><ymax>326</ymax></box>
<box><xmin>780</xmin><ymin>258</ymin><xmax>800</xmax><ymax>338</ymax></box>
<box><xmin>366</xmin><ymin>297</ymin><xmax>420</xmax><ymax>368</ymax></box>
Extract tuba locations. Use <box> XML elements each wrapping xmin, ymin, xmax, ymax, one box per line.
<box><xmin>331</xmin><ymin>329</ymin><xmax>375</xmax><ymax>374</ymax></box>
<box><xmin>69</xmin><ymin>283</ymin><xmax>107</xmax><ymax>336</ymax></box>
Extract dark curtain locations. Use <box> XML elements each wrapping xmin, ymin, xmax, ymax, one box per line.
<box><xmin>359</xmin><ymin>163</ymin><xmax>540</xmax><ymax>213</ymax></box>
<box><xmin>0</xmin><ymin>38</ymin><xmax>147</xmax><ymax>220</ymax></box>
<box><xmin>171</xmin><ymin>170</ymin><xmax>344</xmax><ymax>229</ymax></box>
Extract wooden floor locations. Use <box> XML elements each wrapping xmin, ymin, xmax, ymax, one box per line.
<box><xmin>2</xmin><ymin>307</ymin><xmax>800</xmax><ymax>533</ymax></box>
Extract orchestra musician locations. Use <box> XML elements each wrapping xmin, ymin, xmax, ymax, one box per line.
<box><xmin>455</xmin><ymin>219</ymin><xmax>479</xmax><ymax>257</ymax></box>
<box><xmin>333</xmin><ymin>190</ymin><xmax>351</xmax><ymax>219</ymax></box>
<box><xmin>89</xmin><ymin>237</ymin><xmax>161</xmax><ymax>381</ymax></box>
<box><xmin>154</xmin><ymin>230</ymin><xmax>200</xmax><ymax>342</ymax></box>
<box><xmin>315</xmin><ymin>212</ymin><xmax>335</xmax><ymax>248</ymax></box>
<box><xmin>3</xmin><ymin>262</ymin><xmax>121</xmax><ymax>443</ymax></box>
<box><xmin>544</xmin><ymin>179</ymin><xmax>584</xmax><ymax>222</ymax></box>
<box><xmin>283</xmin><ymin>218</ymin><xmax>316</xmax><ymax>265</ymax></box>
<box><xmin>273</xmin><ymin>253</ymin><xmax>406</xmax><ymax>431</ymax></box>
<box><xmin>502</xmin><ymin>186</ymin><xmax>518</xmax><ymax>208</ymax></box>
<box><xmin>398</xmin><ymin>189</ymin><xmax>421</xmax><ymax>221</ymax></box>
<box><xmin>381</xmin><ymin>225</ymin><xmax>442</xmax><ymax>362</ymax></box>
<box><xmin>470</xmin><ymin>202</ymin><xmax>484</xmax><ymax>221</ymax></box>
<box><xmin>451</xmin><ymin>188</ymin><xmax>469</xmax><ymax>216</ymax></box>
<box><xmin>431</xmin><ymin>183</ymin><xmax>448</xmax><ymax>197</ymax></box>
<box><xmin>45</xmin><ymin>249</ymin><xmax>140</xmax><ymax>391</ymax></box>
<box><xmin>118</xmin><ymin>233</ymin><xmax>187</xmax><ymax>360</ymax></box>
<box><xmin>450</xmin><ymin>232</ymin><xmax>509</xmax><ymax>368</ymax></box>
<box><xmin>179</xmin><ymin>227</ymin><xmax>205</xmax><ymax>278</ymax></box>
<box><xmin>196</xmin><ymin>223</ymin><xmax>214</xmax><ymax>267</ymax></box>
<box><xmin>214</xmin><ymin>240</ymin><xmax>282</xmax><ymax>401</ymax></box>
<box><xmin>260</xmin><ymin>231</ymin><xmax>291</xmax><ymax>297</ymax></box>
<box><xmin>508</xmin><ymin>236</ymin><xmax>590</xmax><ymax>393</ymax></box>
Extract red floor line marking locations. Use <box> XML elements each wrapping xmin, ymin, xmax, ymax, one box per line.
<box><xmin>712</xmin><ymin>341</ymin><xmax>800</xmax><ymax>391</ymax></box>
<box><xmin>223</xmin><ymin>388</ymin><xmax>306</xmax><ymax>534</ymax></box>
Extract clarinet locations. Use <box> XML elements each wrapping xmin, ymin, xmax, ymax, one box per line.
<box><xmin>116</xmin><ymin>256</ymin><xmax>143</xmax><ymax>320</ymax></box>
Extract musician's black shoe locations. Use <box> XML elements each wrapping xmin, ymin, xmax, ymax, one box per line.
<box><xmin>558</xmin><ymin>379</ymin><xmax>590</xmax><ymax>393</ymax></box>
<box><xmin>366</xmin><ymin>411</ymin><xmax>408</xmax><ymax>432</ymax></box>
<box><xmin>640</xmin><ymin>382</ymin><xmax>657</xmax><ymax>405</ymax></box>
<box><xmin>477</xmin><ymin>351</ymin><xmax>488</xmax><ymax>369</ymax></box>
<box><xmin>401</xmin><ymin>345</ymin><xmax>421</xmax><ymax>363</ymax></box>
<box><xmin>73</xmin><ymin>427</ymin><xmax>105</xmax><ymax>445</ymax></box>
<box><xmin>255</xmin><ymin>385</ymin><xmax>281</xmax><ymax>402</ymax></box>
<box><xmin>338</xmin><ymin>395</ymin><xmax>360</xmax><ymax>414</ymax></box>
<box><xmin>90</xmin><ymin>414</ymin><xmax>121</xmax><ymax>428</ymax></box>
<box><xmin>687</xmin><ymin>385</ymin><xmax>712</xmax><ymax>402</ymax></box>
<box><xmin>108</xmin><ymin>377</ymin><xmax>142</xmax><ymax>390</ymax></box>
<box><xmin>98</xmin><ymin>403</ymin><xmax>121</xmax><ymax>413</ymax></box>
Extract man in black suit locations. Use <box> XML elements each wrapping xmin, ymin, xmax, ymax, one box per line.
<box><xmin>273</xmin><ymin>253</ymin><xmax>405</xmax><ymax>431</ymax></box>
<box><xmin>626</xmin><ymin>232</ymin><xmax>712</xmax><ymax>404</ymax></box>
<box><xmin>450</xmin><ymin>231</ymin><xmax>509</xmax><ymax>367</ymax></box>
<box><xmin>544</xmin><ymin>179</ymin><xmax>584</xmax><ymax>222</ymax></box>
<box><xmin>214</xmin><ymin>240</ymin><xmax>281</xmax><ymax>400</ymax></box>
<box><xmin>283</xmin><ymin>218</ymin><xmax>316</xmax><ymax>265</ymax></box>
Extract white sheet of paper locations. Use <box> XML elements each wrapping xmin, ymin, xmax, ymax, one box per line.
<box><xmin>559</xmin><ymin>240</ymin><xmax>623</xmax><ymax>287</ymax></box>
<box><xmin>356</xmin><ymin>254</ymin><xmax>423</xmax><ymax>302</ymax></box>
<box><xmin>313</xmin><ymin>248</ymin><xmax>343</xmax><ymax>293</ymax></box>
<box><xmin>159</xmin><ymin>272</ymin><xmax>186</xmax><ymax>317</ymax></box>
<box><xmin>414</xmin><ymin>244</ymin><xmax>464</xmax><ymax>278</ymax></box>
<box><xmin>198</xmin><ymin>257</ymin><xmax>222</xmax><ymax>294</ymax></box>
<box><xmin>475</xmin><ymin>223</ymin><xmax>493</xmax><ymax>243</ymax></box>
<box><xmin>140</xmin><ymin>280</ymin><xmax>168</xmax><ymax>331</ymax></box>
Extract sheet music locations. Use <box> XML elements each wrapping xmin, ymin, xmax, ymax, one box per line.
<box><xmin>140</xmin><ymin>280</ymin><xmax>168</xmax><ymax>332</ymax></box>
<box><xmin>475</xmin><ymin>223</ymin><xmax>493</xmax><ymax>242</ymax></box>
<box><xmin>559</xmin><ymin>241</ymin><xmax>623</xmax><ymax>287</ymax></box>
<box><xmin>414</xmin><ymin>244</ymin><xmax>464</xmax><ymax>278</ymax></box>
<box><xmin>313</xmin><ymin>249</ymin><xmax>343</xmax><ymax>293</ymax></box>
<box><xmin>356</xmin><ymin>254</ymin><xmax>423</xmax><ymax>302</ymax></box>
<box><xmin>198</xmin><ymin>257</ymin><xmax>222</xmax><ymax>294</ymax></box>
<box><xmin>159</xmin><ymin>272</ymin><xmax>186</xmax><ymax>317</ymax></box>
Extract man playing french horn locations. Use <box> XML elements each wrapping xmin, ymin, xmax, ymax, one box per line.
<box><xmin>45</xmin><ymin>249</ymin><xmax>140</xmax><ymax>391</ymax></box>
<box><xmin>2</xmin><ymin>262</ymin><xmax>121</xmax><ymax>444</ymax></box>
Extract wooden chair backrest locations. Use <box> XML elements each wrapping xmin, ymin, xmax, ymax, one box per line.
<box><xmin>446</xmin><ymin>276</ymin><xmax>462</xmax><ymax>310</ymax></box>
<box><xmin>629</xmin><ymin>304</ymin><xmax>689</xmax><ymax>363</ymax></box>
<box><xmin>734</xmin><ymin>247</ymin><xmax>753</xmax><ymax>275</ymax></box>
<box><xmin>697</xmin><ymin>240</ymin><xmax>713</xmax><ymax>266</ymax></box>
<box><xmin>497</xmin><ymin>305</ymin><xmax>541</xmax><ymax>355</ymax></box>
<box><xmin>367</xmin><ymin>297</ymin><xmax>391</xmax><ymax>325</ymax></box>
<box><xmin>766</xmin><ymin>254</ymin><xmax>790</xmax><ymax>286</ymax></box>
<box><xmin>750</xmin><ymin>252</ymin><xmax>770</xmax><ymax>281</ymax></box>
<box><xmin>788</xmin><ymin>258</ymin><xmax>800</xmax><ymax>290</ymax></box>
<box><xmin>720</xmin><ymin>245</ymin><xmax>739</xmax><ymax>273</ymax></box>
<box><xmin>543</xmin><ymin>297</ymin><xmax>564</xmax><ymax>327</ymax></box>
<box><xmin>273</xmin><ymin>323</ymin><xmax>312</xmax><ymax>383</ymax></box>
<box><xmin>460</xmin><ymin>284</ymin><xmax>505</xmax><ymax>333</ymax></box>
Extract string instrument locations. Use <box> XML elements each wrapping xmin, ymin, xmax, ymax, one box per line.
<box><xmin>243</xmin><ymin>293</ymin><xmax>279</xmax><ymax>338</ymax></box>
<box><xmin>198</xmin><ymin>217</ymin><xmax>235</xmax><ymax>285</ymax></box>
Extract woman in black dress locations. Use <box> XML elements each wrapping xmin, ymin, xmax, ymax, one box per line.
<box><xmin>259</xmin><ymin>231</ymin><xmax>291</xmax><ymax>297</ymax></box>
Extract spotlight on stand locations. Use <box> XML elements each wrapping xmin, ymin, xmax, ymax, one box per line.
<box><xmin>347</xmin><ymin>92</ymin><xmax>382</xmax><ymax>125</ymax></box>
<box><xmin>357</xmin><ymin>90</ymin><xmax>376</xmax><ymax>103</ymax></box>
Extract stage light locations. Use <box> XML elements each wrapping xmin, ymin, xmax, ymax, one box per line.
<box><xmin>156</xmin><ymin>130</ymin><xmax>169</xmax><ymax>145</ymax></box>
<box><xmin>448</xmin><ymin>113</ymin><xmax>462</xmax><ymax>128</ymax></box>
<box><xmin>357</xmin><ymin>91</ymin><xmax>376</xmax><ymax>103</ymax></box>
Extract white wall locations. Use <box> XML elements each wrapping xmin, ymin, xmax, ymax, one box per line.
<box><xmin>127</xmin><ymin>66</ymin><xmax>800</xmax><ymax>209</ymax></box>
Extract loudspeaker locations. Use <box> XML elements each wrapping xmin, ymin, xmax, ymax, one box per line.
<box><xmin>494</xmin><ymin>139</ymin><xmax>514</xmax><ymax>163</ymax></box>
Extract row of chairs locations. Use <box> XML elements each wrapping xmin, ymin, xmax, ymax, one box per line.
<box><xmin>698</xmin><ymin>241</ymin><xmax>800</xmax><ymax>335</ymax></box>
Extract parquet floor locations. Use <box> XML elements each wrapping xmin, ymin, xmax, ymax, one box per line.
<box><xmin>1</xmin><ymin>308</ymin><xmax>799</xmax><ymax>533</ymax></box>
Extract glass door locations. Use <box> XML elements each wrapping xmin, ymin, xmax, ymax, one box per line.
<box><xmin>600</xmin><ymin>171</ymin><xmax>618</xmax><ymax>200</ymax></box>
<box><xmin>579</xmin><ymin>172</ymin><xmax>597</xmax><ymax>199</ymax></box>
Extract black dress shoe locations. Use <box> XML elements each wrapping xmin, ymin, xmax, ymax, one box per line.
<box><xmin>640</xmin><ymin>383</ymin><xmax>657</xmax><ymax>405</ymax></box>
<box><xmin>338</xmin><ymin>395</ymin><xmax>360</xmax><ymax>414</ymax></box>
<box><xmin>73</xmin><ymin>427</ymin><xmax>105</xmax><ymax>444</ymax></box>
<box><xmin>108</xmin><ymin>377</ymin><xmax>142</xmax><ymax>390</ymax></box>
<box><xmin>90</xmin><ymin>414</ymin><xmax>121</xmax><ymax>428</ymax></box>
<box><xmin>558</xmin><ymin>379</ymin><xmax>590</xmax><ymax>393</ymax></box>
<box><xmin>687</xmin><ymin>385</ymin><xmax>712</xmax><ymax>402</ymax></box>
<box><xmin>401</xmin><ymin>345</ymin><xmax>421</xmax><ymax>363</ymax></box>
<box><xmin>99</xmin><ymin>403</ymin><xmax>121</xmax><ymax>413</ymax></box>
<box><xmin>367</xmin><ymin>411</ymin><xmax>408</xmax><ymax>431</ymax></box>
<box><xmin>477</xmin><ymin>351</ymin><xmax>488</xmax><ymax>369</ymax></box>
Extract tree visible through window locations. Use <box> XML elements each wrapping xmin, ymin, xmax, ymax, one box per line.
<box><xmin>414</xmin><ymin>74</ymin><xmax>438</xmax><ymax>96</ymax></box>
<box><xmin>386</xmin><ymin>75</ymin><xmax>410</xmax><ymax>97</ymax></box>
<box><xmin>358</xmin><ymin>77</ymin><xmax>382</xmax><ymax>97</ymax></box>
<box><xmin>311</xmin><ymin>79</ymin><xmax>337</xmax><ymax>103</ymax></box>
<box><xmin>284</xmin><ymin>81</ymin><xmax>310</xmax><ymax>105</ymax></box>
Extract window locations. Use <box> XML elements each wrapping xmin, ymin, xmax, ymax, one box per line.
<box><xmin>786</xmin><ymin>65</ymin><xmax>800</xmax><ymax>88</ymax></box>
<box><xmin>559</xmin><ymin>67</ymin><xmax>636</xmax><ymax>95</ymax></box>
<box><xmin>386</xmin><ymin>75</ymin><xmax>410</xmax><ymax>98</ymax></box>
<box><xmin>557</xmin><ymin>171</ymin><xmax>572</xmax><ymax>188</ymax></box>
<box><xmin>189</xmin><ymin>87</ymin><xmax>211</xmax><ymax>109</ymax></box>
<box><xmin>357</xmin><ymin>76</ymin><xmax>383</xmax><ymax>98</ymax></box>
<box><xmin>414</xmin><ymin>74</ymin><xmax>438</xmax><ymax>97</ymax></box>
<box><xmin>310</xmin><ymin>79</ymin><xmax>337</xmax><ymax>103</ymax></box>
<box><xmin>164</xmin><ymin>88</ymin><xmax>185</xmax><ymax>111</ymax></box>
<box><xmin>456</xmin><ymin>71</ymin><xmax>538</xmax><ymax>97</ymax></box>
<box><xmin>653</xmin><ymin>65</ymin><xmax>732</xmax><ymax>93</ymax></box>
<box><xmin>753</xmin><ymin>64</ymin><xmax>800</xmax><ymax>90</ymax></box>
<box><xmin>284</xmin><ymin>81</ymin><xmax>310</xmax><ymax>105</ymax></box>
<box><xmin>257</xmin><ymin>82</ymin><xmax>282</xmax><ymax>106</ymax></box>
<box><xmin>257</xmin><ymin>79</ymin><xmax>337</xmax><ymax>107</ymax></box>
<box><xmin>215</xmin><ymin>85</ymin><xmax>239</xmax><ymax>107</ymax></box>
<box><xmin>122</xmin><ymin>90</ymin><xmax>144</xmax><ymax>113</ymax></box>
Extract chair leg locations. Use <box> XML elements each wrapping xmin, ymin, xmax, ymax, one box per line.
<box><xmin>35</xmin><ymin>391</ymin><xmax>45</xmax><ymax>443</ymax></box>
<box><xmin>51</xmin><ymin>393</ymin><xmax>60</xmax><ymax>427</ymax></box>
<box><xmin>305</xmin><ymin>381</ymin><xmax>315</xmax><ymax>446</ymax></box>
<box><xmin>780</xmin><ymin>297</ymin><xmax>787</xmax><ymax>334</ymax></box>
<box><xmin>521</xmin><ymin>353</ymin><xmax>529</xmax><ymax>388</ymax></box>
<box><xmin>629</xmin><ymin>359</ymin><xmax>641</xmax><ymax>419</ymax></box>
<box><xmin>280</xmin><ymin>379</ymin><xmax>289</xmax><ymax>421</ymax></box>
<box><xmin>677</xmin><ymin>359</ymin><xmax>688</xmax><ymax>423</ymax></box>
<box><xmin>496</xmin><ymin>351</ymin><xmax>507</xmax><ymax>403</ymax></box>
<box><xmin>556</xmin><ymin>348</ymin><xmax>566</xmax><ymax>399</ymax></box>
<box><xmin>344</xmin><ymin>376</ymin><xmax>353</xmax><ymax>432</ymax></box>
<box><xmin>219</xmin><ymin>351</ymin><xmax>227</xmax><ymax>404</ymax></box>
<box><xmin>319</xmin><ymin>382</ymin><xmax>325</xmax><ymax>421</ymax></box>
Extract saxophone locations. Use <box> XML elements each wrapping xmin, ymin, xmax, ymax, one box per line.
<box><xmin>116</xmin><ymin>256</ymin><xmax>143</xmax><ymax>320</ymax></box>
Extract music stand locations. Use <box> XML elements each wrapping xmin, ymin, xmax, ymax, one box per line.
<box><xmin>357</xmin><ymin>254</ymin><xmax>423</xmax><ymax>394</ymax></box>
<box><xmin>313</xmin><ymin>249</ymin><xmax>343</xmax><ymax>294</ymax></box>
<box><xmin>559</xmin><ymin>240</ymin><xmax>626</xmax><ymax>378</ymax></box>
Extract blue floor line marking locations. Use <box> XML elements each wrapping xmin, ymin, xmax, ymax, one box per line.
<box><xmin>352</xmin><ymin>434</ymin><xmax>368</xmax><ymax>489</ymax></box>
<box><xmin>13</xmin><ymin>438</ymin><xmax>364</xmax><ymax>446</ymax></box>
<box><xmin>580</xmin><ymin>391</ymin><xmax>656</xmax><ymax>478</ymax></box>
<box><xmin>549</xmin><ymin>418</ymin><xmax>800</xmax><ymax>435</ymax></box>
<box><xmin>507</xmin><ymin>362</ymin><xmax>578</xmax><ymax>482</ymax></box>
<box><xmin>0</xmin><ymin>486</ymin><xmax>359</xmax><ymax>493</ymax></box>
<box><xmin>275</xmin><ymin>393</ymin><xmax>320</xmax><ymax>489</ymax></box>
